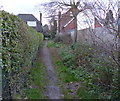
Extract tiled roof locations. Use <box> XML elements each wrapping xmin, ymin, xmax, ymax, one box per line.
<box><xmin>18</xmin><ymin>14</ymin><xmax>38</xmax><ymax>22</ymax></box>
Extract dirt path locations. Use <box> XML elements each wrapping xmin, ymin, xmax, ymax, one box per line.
<box><xmin>40</xmin><ymin>41</ymin><xmax>62</xmax><ymax>99</ymax></box>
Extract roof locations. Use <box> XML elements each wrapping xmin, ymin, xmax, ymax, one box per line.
<box><xmin>18</xmin><ymin>14</ymin><xmax>39</xmax><ymax>22</ymax></box>
<box><xmin>64</xmin><ymin>18</ymin><xmax>74</xmax><ymax>28</ymax></box>
<box><xmin>18</xmin><ymin>14</ymin><xmax>43</xmax><ymax>32</ymax></box>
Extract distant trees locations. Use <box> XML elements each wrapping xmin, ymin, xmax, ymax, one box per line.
<box><xmin>49</xmin><ymin>17</ymin><xmax>57</xmax><ymax>38</ymax></box>
<box><xmin>42</xmin><ymin>18</ymin><xmax>57</xmax><ymax>39</ymax></box>
<box><xmin>43</xmin><ymin>24</ymin><xmax>50</xmax><ymax>38</ymax></box>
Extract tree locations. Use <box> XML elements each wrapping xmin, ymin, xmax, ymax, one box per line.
<box><xmin>118</xmin><ymin>0</ymin><xmax>120</xmax><ymax>90</ymax></box>
<box><xmin>49</xmin><ymin>16</ymin><xmax>57</xmax><ymax>38</ymax></box>
<box><xmin>85</xmin><ymin>0</ymin><xmax>119</xmax><ymax>65</ymax></box>
<box><xmin>81</xmin><ymin>0</ymin><xmax>119</xmax><ymax>96</ymax></box>
<box><xmin>40</xmin><ymin>0</ymin><xmax>91</xmax><ymax>44</ymax></box>
<box><xmin>43</xmin><ymin>24</ymin><xmax>50</xmax><ymax>38</ymax></box>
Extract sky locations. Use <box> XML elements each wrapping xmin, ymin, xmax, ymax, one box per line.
<box><xmin>0</xmin><ymin>0</ymin><xmax>51</xmax><ymax>25</ymax></box>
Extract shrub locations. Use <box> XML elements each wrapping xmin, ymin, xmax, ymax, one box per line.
<box><xmin>1</xmin><ymin>10</ymin><xmax>43</xmax><ymax>99</ymax></box>
<box><xmin>54</xmin><ymin>34</ymin><xmax>72</xmax><ymax>44</ymax></box>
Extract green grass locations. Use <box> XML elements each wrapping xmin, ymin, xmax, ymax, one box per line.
<box><xmin>25</xmin><ymin>61</ymin><xmax>47</xmax><ymax>99</ymax></box>
<box><xmin>47</xmin><ymin>40</ymin><xmax>63</xmax><ymax>48</ymax></box>
<box><xmin>25</xmin><ymin>88</ymin><xmax>43</xmax><ymax>99</ymax></box>
<box><xmin>55</xmin><ymin>61</ymin><xmax>78</xmax><ymax>83</ymax></box>
<box><xmin>47</xmin><ymin>40</ymin><xmax>55</xmax><ymax>48</ymax></box>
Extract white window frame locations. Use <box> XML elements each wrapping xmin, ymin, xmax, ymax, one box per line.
<box><xmin>27</xmin><ymin>21</ymin><xmax>37</xmax><ymax>27</ymax></box>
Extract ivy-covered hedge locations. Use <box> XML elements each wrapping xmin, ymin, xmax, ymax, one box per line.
<box><xmin>0</xmin><ymin>11</ymin><xmax>43</xmax><ymax>99</ymax></box>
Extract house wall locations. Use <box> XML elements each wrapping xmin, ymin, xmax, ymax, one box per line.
<box><xmin>64</xmin><ymin>19</ymin><xmax>75</xmax><ymax>31</ymax></box>
<box><xmin>59</xmin><ymin>10</ymin><xmax>72</xmax><ymax>33</ymax></box>
<box><xmin>58</xmin><ymin>8</ymin><xmax>79</xmax><ymax>33</ymax></box>
<box><xmin>94</xmin><ymin>17</ymin><xmax>102</xmax><ymax>28</ymax></box>
<box><xmin>77</xmin><ymin>10</ymin><xmax>94</xmax><ymax>30</ymax></box>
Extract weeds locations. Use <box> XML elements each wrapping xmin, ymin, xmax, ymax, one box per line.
<box><xmin>54</xmin><ymin>41</ymin><xmax>119</xmax><ymax>100</ymax></box>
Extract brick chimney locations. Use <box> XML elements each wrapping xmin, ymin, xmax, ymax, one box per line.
<box><xmin>40</xmin><ymin>13</ymin><xmax>42</xmax><ymax>23</ymax></box>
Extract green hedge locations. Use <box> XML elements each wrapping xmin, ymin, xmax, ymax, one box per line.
<box><xmin>0</xmin><ymin>10</ymin><xmax>43</xmax><ymax>99</ymax></box>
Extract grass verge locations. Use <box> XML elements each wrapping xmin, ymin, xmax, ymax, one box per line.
<box><xmin>25</xmin><ymin>61</ymin><xmax>47</xmax><ymax>99</ymax></box>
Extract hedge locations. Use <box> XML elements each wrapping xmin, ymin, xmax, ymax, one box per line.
<box><xmin>0</xmin><ymin>10</ymin><xmax>43</xmax><ymax>99</ymax></box>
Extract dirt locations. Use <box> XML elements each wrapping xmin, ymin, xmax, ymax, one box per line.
<box><xmin>40</xmin><ymin>41</ymin><xmax>63</xmax><ymax>99</ymax></box>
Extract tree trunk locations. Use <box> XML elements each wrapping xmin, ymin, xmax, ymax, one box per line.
<box><xmin>72</xmin><ymin>5</ymin><xmax>78</xmax><ymax>45</ymax></box>
<box><xmin>74</xmin><ymin>15</ymin><xmax>77</xmax><ymax>43</ymax></box>
<box><xmin>117</xmin><ymin>25</ymin><xmax>120</xmax><ymax>99</ymax></box>
<box><xmin>118</xmin><ymin>1</ymin><xmax>120</xmax><ymax>91</ymax></box>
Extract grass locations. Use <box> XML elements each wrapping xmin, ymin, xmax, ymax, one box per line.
<box><xmin>55</xmin><ymin>61</ymin><xmax>78</xmax><ymax>83</ymax></box>
<box><xmin>47</xmin><ymin>40</ymin><xmax>55</xmax><ymax>48</ymax></box>
<box><xmin>25</xmin><ymin>88</ymin><xmax>42</xmax><ymax>99</ymax></box>
<box><xmin>25</xmin><ymin>61</ymin><xmax>47</xmax><ymax>99</ymax></box>
<box><xmin>47</xmin><ymin>40</ymin><xmax>63</xmax><ymax>48</ymax></box>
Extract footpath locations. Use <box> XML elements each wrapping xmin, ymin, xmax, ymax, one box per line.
<box><xmin>40</xmin><ymin>41</ymin><xmax>62</xmax><ymax>99</ymax></box>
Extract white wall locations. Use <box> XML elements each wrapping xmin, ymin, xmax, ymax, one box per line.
<box><xmin>77</xmin><ymin>27</ymin><xmax>118</xmax><ymax>50</ymax></box>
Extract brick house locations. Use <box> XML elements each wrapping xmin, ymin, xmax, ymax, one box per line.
<box><xmin>58</xmin><ymin>8</ymin><xmax>79</xmax><ymax>34</ymax></box>
<box><xmin>58</xmin><ymin>9</ymin><xmax>102</xmax><ymax>34</ymax></box>
<box><xmin>18</xmin><ymin>14</ymin><xmax>43</xmax><ymax>32</ymax></box>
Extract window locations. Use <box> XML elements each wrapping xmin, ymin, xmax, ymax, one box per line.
<box><xmin>70</xmin><ymin>11</ymin><xmax>73</xmax><ymax>17</ymax></box>
<box><xmin>27</xmin><ymin>21</ymin><xmax>37</xmax><ymax>27</ymax></box>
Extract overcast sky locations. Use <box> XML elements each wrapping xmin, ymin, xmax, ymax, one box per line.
<box><xmin>0</xmin><ymin>0</ymin><xmax>51</xmax><ymax>25</ymax></box>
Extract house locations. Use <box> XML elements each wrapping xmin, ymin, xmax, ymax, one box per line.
<box><xmin>18</xmin><ymin>14</ymin><xmax>43</xmax><ymax>32</ymax></box>
<box><xmin>58</xmin><ymin>8</ymin><xmax>78</xmax><ymax>34</ymax></box>
<box><xmin>58</xmin><ymin>8</ymin><xmax>102</xmax><ymax>34</ymax></box>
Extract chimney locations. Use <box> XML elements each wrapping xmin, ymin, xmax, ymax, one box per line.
<box><xmin>40</xmin><ymin>13</ymin><xmax>42</xmax><ymax>23</ymax></box>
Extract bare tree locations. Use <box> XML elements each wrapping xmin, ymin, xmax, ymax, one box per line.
<box><xmin>84</xmin><ymin>0</ymin><xmax>119</xmax><ymax>65</ymax></box>
<box><xmin>70</xmin><ymin>1</ymin><xmax>120</xmax><ymax>96</ymax></box>
<box><xmin>39</xmin><ymin>0</ymin><xmax>91</xmax><ymax>44</ymax></box>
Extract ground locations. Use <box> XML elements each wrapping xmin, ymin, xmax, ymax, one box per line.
<box><xmin>39</xmin><ymin>40</ymin><xmax>63</xmax><ymax>99</ymax></box>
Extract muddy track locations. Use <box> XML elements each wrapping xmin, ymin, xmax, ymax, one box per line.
<box><xmin>40</xmin><ymin>41</ymin><xmax>62</xmax><ymax>99</ymax></box>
